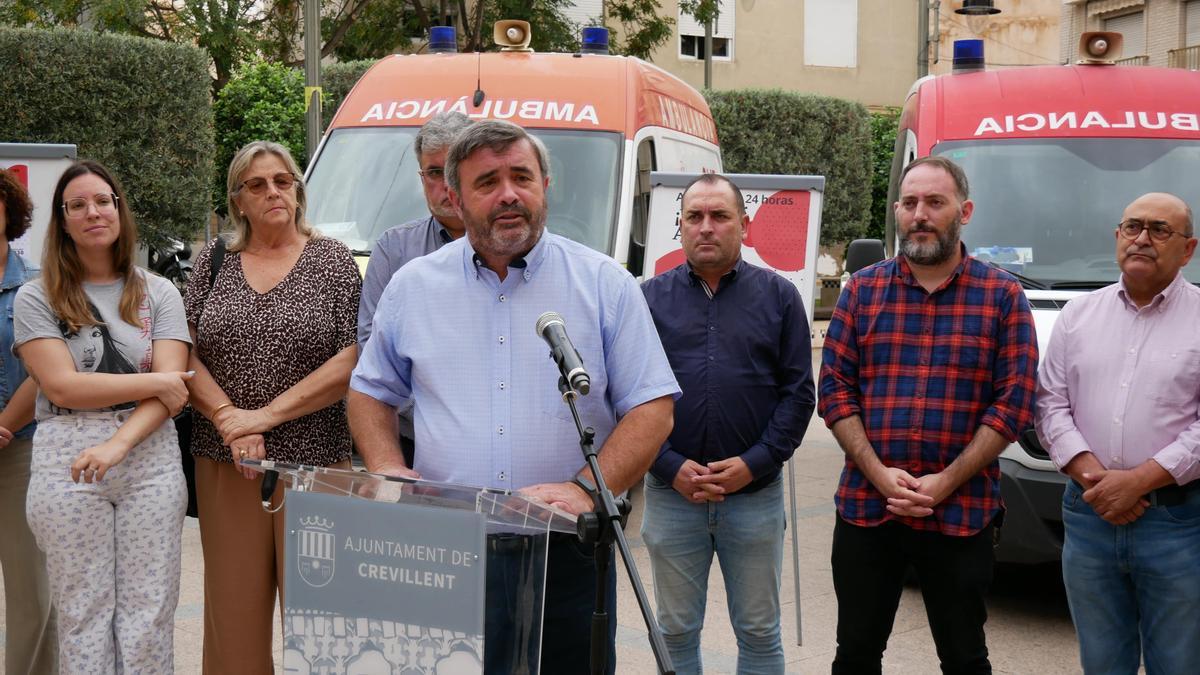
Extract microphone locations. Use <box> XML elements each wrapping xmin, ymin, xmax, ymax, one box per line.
<box><xmin>535</xmin><ymin>311</ymin><xmax>591</xmax><ymax>396</ymax></box>
<box><xmin>261</xmin><ymin>469</ymin><xmax>278</xmax><ymax>509</ymax></box>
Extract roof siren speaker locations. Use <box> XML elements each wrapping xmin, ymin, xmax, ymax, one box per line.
<box><xmin>494</xmin><ymin>20</ymin><xmax>533</xmax><ymax>51</ymax></box>
<box><xmin>1077</xmin><ymin>31</ymin><xmax>1123</xmax><ymax>65</ymax></box>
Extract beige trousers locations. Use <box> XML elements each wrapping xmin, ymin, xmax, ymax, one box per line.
<box><xmin>195</xmin><ymin>457</ymin><xmax>349</xmax><ymax>675</ymax></box>
<box><xmin>0</xmin><ymin>436</ymin><xmax>57</xmax><ymax>675</ymax></box>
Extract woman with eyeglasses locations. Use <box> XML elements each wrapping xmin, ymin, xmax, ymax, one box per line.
<box><xmin>13</xmin><ymin>160</ymin><xmax>193</xmax><ymax>672</ymax></box>
<box><xmin>0</xmin><ymin>167</ymin><xmax>56</xmax><ymax>674</ymax></box>
<box><xmin>183</xmin><ymin>140</ymin><xmax>361</xmax><ymax>674</ymax></box>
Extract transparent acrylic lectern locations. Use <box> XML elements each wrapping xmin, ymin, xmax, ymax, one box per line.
<box><xmin>242</xmin><ymin>459</ymin><xmax>578</xmax><ymax>675</ymax></box>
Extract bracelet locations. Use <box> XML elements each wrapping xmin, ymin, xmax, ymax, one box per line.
<box><xmin>211</xmin><ymin>402</ymin><xmax>234</xmax><ymax>417</ymax></box>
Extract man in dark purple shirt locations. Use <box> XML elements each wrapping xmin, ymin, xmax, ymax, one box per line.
<box><xmin>640</xmin><ymin>173</ymin><xmax>815</xmax><ymax>673</ymax></box>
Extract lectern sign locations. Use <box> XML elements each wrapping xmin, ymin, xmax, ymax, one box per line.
<box><xmin>284</xmin><ymin>490</ymin><xmax>487</xmax><ymax>674</ymax></box>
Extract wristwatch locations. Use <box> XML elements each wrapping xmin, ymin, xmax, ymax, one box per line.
<box><xmin>572</xmin><ymin>470</ymin><xmax>598</xmax><ymax>501</ymax></box>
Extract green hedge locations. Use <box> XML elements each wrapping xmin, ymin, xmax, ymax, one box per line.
<box><xmin>868</xmin><ymin>108</ymin><xmax>900</xmax><ymax>242</ymax></box>
<box><xmin>705</xmin><ymin>89</ymin><xmax>872</xmax><ymax>245</ymax></box>
<box><xmin>0</xmin><ymin>27</ymin><xmax>214</xmax><ymax>250</ymax></box>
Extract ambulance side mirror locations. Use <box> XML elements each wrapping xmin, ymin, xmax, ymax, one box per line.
<box><xmin>1076</xmin><ymin>31</ymin><xmax>1123</xmax><ymax>65</ymax></box>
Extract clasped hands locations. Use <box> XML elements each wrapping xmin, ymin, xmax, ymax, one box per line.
<box><xmin>875</xmin><ymin>467</ymin><xmax>956</xmax><ymax>518</ymax></box>
<box><xmin>212</xmin><ymin>404</ymin><xmax>275</xmax><ymax>480</ymax></box>
<box><xmin>671</xmin><ymin>458</ymin><xmax>754</xmax><ymax>504</ymax></box>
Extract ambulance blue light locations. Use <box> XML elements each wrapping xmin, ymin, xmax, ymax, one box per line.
<box><xmin>581</xmin><ymin>27</ymin><xmax>610</xmax><ymax>55</ymax></box>
<box><xmin>953</xmin><ymin>39</ymin><xmax>985</xmax><ymax>73</ymax></box>
<box><xmin>429</xmin><ymin>26</ymin><xmax>457</xmax><ymax>53</ymax></box>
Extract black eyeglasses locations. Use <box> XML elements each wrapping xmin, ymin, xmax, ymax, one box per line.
<box><xmin>1118</xmin><ymin>219</ymin><xmax>1188</xmax><ymax>243</ymax></box>
<box><xmin>236</xmin><ymin>172</ymin><xmax>297</xmax><ymax>196</ymax></box>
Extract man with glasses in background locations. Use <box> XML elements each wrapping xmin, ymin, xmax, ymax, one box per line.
<box><xmin>1036</xmin><ymin>192</ymin><xmax>1200</xmax><ymax>675</ymax></box>
<box><xmin>357</xmin><ymin>112</ymin><xmax>473</xmax><ymax>465</ymax></box>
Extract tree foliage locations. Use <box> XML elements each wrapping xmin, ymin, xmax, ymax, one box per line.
<box><xmin>0</xmin><ymin>0</ymin><xmax>678</xmax><ymax>92</ymax></box>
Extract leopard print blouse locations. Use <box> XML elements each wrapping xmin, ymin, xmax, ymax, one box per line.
<box><xmin>184</xmin><ymin>236</ymin><xmax>361</xmax><ymax>465</ymax></box>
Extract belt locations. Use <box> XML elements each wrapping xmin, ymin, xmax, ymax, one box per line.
<box><xmin>1145</xmin><ymin>481</ymin><xmax>1200</xmax><ymax>508</ymax></box>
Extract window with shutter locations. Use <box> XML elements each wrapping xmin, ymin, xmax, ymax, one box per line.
<box><xmin>1104</xmin><ymin>11</ymin><xmax>1145</xmax><ymax>57</ymax></box>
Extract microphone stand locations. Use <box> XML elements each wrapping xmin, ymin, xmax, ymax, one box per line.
<box><xmin>557</xmin><ymin>376</ymin><xmax>675</xmax><ymax>675</ymax></box>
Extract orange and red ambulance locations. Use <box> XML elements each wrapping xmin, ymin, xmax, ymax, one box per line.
<box><xmin>304</xmin><ymin>25</ymin><xmax>721</xmax><ymax>278</ymax></box>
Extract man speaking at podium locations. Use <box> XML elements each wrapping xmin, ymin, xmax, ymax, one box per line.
<box><xmin>348</xmin><ymin>119</ymin><xmax>678</xmax><ymax>673</ymax></box>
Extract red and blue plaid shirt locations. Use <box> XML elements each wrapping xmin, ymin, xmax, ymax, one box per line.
<box><xmin>818</xmin><ymin>251</ymin><xmax>1038</xmax><ymax>536</ymax></box>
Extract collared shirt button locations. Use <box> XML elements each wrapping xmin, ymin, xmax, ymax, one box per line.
<box><xmin>498</xmin><ymin>294</ymin><xmax>507</xmax><ymax>302</ymax></box>
<box><xmin>498</xmin><ymin>335</ymin><xmax>505</xmax><ymax>343</ymax></box>
<box><xmin>499</xmin><ymin>381</ymin><xmax>506</xmax><ymax>390</ymax></box>
<box><xmin>498</xmin><ymin>471</ymin><xmax>506</xmax><ymax>480</ymax></box>
<box><xmin>1120</xmin><ymin>382</ymin><xmax>1127</xmax><ymax>387</ymax></box>
<box><xmin>1113</xmin><ymin>417</ymin><xmax>1121</xmax><ymax>425</ymax></box>
<box><xmin>1128</xmin><ymin>348</ymin><xmax>1135</xmax><ymax>354</ymax></box>
<box><xmin>498</xmin><ymin>426</ymin><xmax>504</xmax><ymax>435</ymax></box>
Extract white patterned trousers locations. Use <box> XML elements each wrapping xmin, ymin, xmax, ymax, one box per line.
<box><xmin>26</xmin><ymin>411</ymin><xmax>186</xmax><ymax>675</ymax></box>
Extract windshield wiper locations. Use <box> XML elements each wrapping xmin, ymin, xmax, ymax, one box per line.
<box><xmin>986</xmin><ymin>262</ymin><xmax>1048</xmax><ymax>290</ymax></box>
<box><xmin>1048</xmin><ymin>280</ymin><xmax>1114</xmax><ymax>291</ymax></box>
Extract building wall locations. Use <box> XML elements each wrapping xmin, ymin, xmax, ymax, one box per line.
<box><xmin>930</xmin><ymin>0</ymin><xmax>1061</xmax><ymax>75</ymax></box>
<box><xmin>1060</xmin><ymin>0</ymin><xmax>1195</xmax><ymax>67</ymax></box>
<box><xmin>642</xmin><ymin>0</ymin><xmax>919</xmax><ymax>109</ymax></box>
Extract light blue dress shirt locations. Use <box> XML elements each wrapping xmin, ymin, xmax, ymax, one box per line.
<box><xmin>351</xmin><ymin>232</ymin><xmax>680</xmax><ymax>491</ymax></box>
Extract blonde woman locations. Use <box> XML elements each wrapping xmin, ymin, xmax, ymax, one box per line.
<box><xmin>14</xmin><ymin>160</ymin><xmax>192</xmax><ymax>673</ymax></box>
<box><xmin>184</xmin><ymin>141</ymin><xmax>361</xmax><ymax>674</ymax></box>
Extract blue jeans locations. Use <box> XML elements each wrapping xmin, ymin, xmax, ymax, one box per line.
<box><xmin>641</xmin><ymin>472</ymin><xmax>785</xmax><ymax>675</ymax></box>
<box><xmin>1062</xmin><ymin>480</ymin><xmax>1200</xmax><ymax>675</ymax></box>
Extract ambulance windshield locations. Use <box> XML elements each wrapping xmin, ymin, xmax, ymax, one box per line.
<box><xmin>306</xmin><ymin>127</ymin><xmax>622</xmax><ymax>255</ymax></box>
<box><xmin>935</xmin><ymin>138</ymin><xmax>1200</xmax><ymax>287</ymax></box>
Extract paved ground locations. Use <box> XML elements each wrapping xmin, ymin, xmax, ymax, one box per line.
<box><xmin>0</xmin><ymin>347</ymin><xmax>1084</xmax><ymax>673</ymax></box>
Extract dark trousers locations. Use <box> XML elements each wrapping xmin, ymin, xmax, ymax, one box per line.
<box><xmin>830</xmin><ymin>516</ymin><xmax>995</xmax><ymax>675</ymax></box>
<box><xmin>485</xmin><ymin>532</ymin><xmax>617</xmax><ymax>674</ymax></box>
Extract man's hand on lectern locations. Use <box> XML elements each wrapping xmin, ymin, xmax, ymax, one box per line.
<box><xmin>521</xmin><ymin>481</ymin><xmax>593</xmax><ymax>516</ymax></box>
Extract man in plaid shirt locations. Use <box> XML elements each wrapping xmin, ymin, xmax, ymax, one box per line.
<box><xmin>818</xmin><ymin>156</ymin><xmax>1037</xmax><ymax>674</ymax></box>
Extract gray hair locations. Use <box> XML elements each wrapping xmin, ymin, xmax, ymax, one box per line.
<box><xmin>414</xmin><ymin>112</ymin><xmax>473</xmax><ymax>161</ymax></box>
<box><xmin>225</xmin><ymin>140</ymin><xmax>314</xmax><ymax>252</ymax></box>
<box><xmin>445</xmin><ymin>119</ymin><xmax>550</xmax><ymax>194</ymax></box>
<box><xmin>899</xmin><ymin>155</ymin><xmax>970</xmax><ymax>203</ymax></box>
<box><xmin>682</xmin><ymin>173</ymin><xmax>747</xmax><ymax>218</ymax></box>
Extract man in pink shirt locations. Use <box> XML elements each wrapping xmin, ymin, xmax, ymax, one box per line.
<box><xmin>1036</xmin><ymin>192</ymin><xmax>1200</xmax><ymax>675</ymax></box>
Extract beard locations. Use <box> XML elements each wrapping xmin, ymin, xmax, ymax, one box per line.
<box><xmin>900</xmin><ymin>215</ymin><xmax>962</xmax><ymax>266</ymax></box>
<box><xmin>466</xmin><ymin>202</ymin><xmax>547</xmax><ymax>260</ymax></box>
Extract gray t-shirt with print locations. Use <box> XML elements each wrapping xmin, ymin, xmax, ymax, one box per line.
<box><xmin>13</xmin><ymin>271</ymin><xmax>191</xmax><ymax>419</ymax></box>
